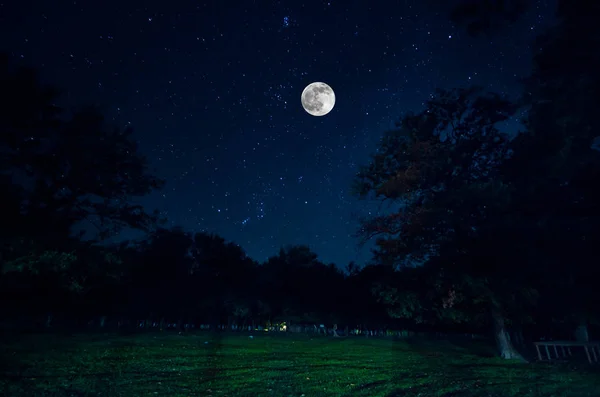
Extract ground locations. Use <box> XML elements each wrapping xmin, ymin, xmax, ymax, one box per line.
<box><xmin>1</xmin><ymin>331</ymin><xmax>599</xmax><ymax>396</ymax></box>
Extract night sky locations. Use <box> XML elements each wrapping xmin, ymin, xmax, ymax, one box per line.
<box><xmin>0</xmin><ymin>0</ymin><xmax>556</xmax><ymax>267</ymax></box>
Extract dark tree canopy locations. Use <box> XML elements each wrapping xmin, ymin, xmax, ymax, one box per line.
<box><xmin>351</xmin><ymin>0</ymin><xmax>600</xmax><ymax>357</ymax></box>
<box><xmin>507</xmin><ymin>0</ymin><xmax>600</xmax><ymax>328</ymax></box>
<box><xmin>449</xmin><ymin>0</ymin><xmax>532</xmax><ymax>37</ymax></box>
<box><xmin>354</xmin><ymin>86</ymin><xmax>517</xmax><ymax>265</ymax></box>
<box><xmin>0</xmin><ymin>56</ymin><xmax>165</xmax><ymax>254</ymax></box>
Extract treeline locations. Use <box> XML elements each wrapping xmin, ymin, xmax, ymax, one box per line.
<box><xmin>0</xmin><ymin>231</ymin><xmax>388</xmax><ymax>333</ymax></box>
<box><xmin>0</xmin><ymin>55</ymin><xmax>387</xmax><ymax>335</ymax></box>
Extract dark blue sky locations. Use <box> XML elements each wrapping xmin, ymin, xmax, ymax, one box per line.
<box><xmin>0</xmin><ymin>0</ymin><xmax>556</xmax><ymax>267</ymax></box>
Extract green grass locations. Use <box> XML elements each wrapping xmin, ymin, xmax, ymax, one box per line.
<box><xmin>1</xmin><ymin>331</ymin><xmax>599</xmax><ymax>396</ymax></box>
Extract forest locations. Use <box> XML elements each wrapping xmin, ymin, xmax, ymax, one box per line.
<box><xmin>1</xmin><ymin>0</ymin><xmax>599</xmax><ymax>366</ymax></box>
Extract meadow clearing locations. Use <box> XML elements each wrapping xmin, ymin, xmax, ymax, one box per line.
<box><xmin>1</xmin><ymin>331</ymin><xmax>599</xmax><ymax>396</ymax></box>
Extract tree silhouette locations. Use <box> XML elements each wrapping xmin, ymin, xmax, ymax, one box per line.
<box><xmin>0</xmin><ymin>55</ymin><xmax>164</xmax><ymax>266</ymax></box>
<box><xmin>426</xmin><ymin>0</ymin><xmax>533</xmax><ymax>37</ymax></box>
<box><xmin>506</xmin><ymin>0</ymin><xmax>600</xmax><ymax>338</ymax></box>
<box><xmin>354</xmin><ymin>86</ymin><xmax>540</xmax><ymax>359</ymax></box>
<box><xmin>449</xmin><ymin>0</ymin><xmax>532</xmax><ymax>37</ymax></box>
<box><xmin>190</xmin><ymin>232</ymin><xmax>257</xmax><ymax>326</ymax></box>
<box><xmin>354</xmin><ymin>87</ymin><xmax>516</xmax><ymax>263</ymax></box>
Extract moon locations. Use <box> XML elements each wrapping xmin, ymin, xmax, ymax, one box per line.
<box><xmin>301</xmin><ymin>82</ymin><xmax>335</xmax><ymax>116</ymax></box>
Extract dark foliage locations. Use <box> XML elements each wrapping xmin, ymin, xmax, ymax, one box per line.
<box><xmin>449</xmin><ymin>0</ymin><xmax>532</xmax><ymax>37</ymax></box>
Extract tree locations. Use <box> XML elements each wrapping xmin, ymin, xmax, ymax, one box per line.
<box><xmin>190</xmin><ymin>232</ymin><xmax>257</xmax><ymax>326</ymax></box>
<box><xmin>126</xmin><ymin>227</ymin><xmax>196</xmax><ymax>324</ymax></box>
<box><xmin>354</xmin><ymin>86</ymin><xmax>536</xmax><ymax>360</ymax></box>
<box><xmin>345</xmin><ymin>264</ymin><xmax>392</xmax><ymax>328</ymax></box>
<box><xmin>354</xmin><ymin>86</ymin><xmax>516</xmax><ymax>262</ymax></box>
<box><xmin>260</xmin><ymin>245</ymin><xmax>322</xmax><ymax>325</ymax></box>
<box><xmin>257</xmin><ymin>245</ymin><xmax>348</xmax><ymax>328</ymax></box>
<box><xmin>505</xmin><ymin>0</ymin><xmax>600</xmax><ymax>339</ymax></box>
<box><xmin>0</xmin><ymin>55</ymin><xmax>165</xmax><ymax>326</ymax></box>
<box><xmin>448</xmin><ymin>0</ymin><xmax>532</xmax><ymax>37</ymax></box>
<box><xmin>441</xmin><ymin>0</ymin><xmax>600</xmax><ymax>344</ymax></box>
<box><xmin>0</xmin><ymin>55</ymin><xmax>165</xmax><ymax>260</ymax></box>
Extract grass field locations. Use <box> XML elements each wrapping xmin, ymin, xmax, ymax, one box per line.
<box><xmin>1</xmin><ymin>331</ymin><xmax>599</xmax><ymax>396</ymax></box>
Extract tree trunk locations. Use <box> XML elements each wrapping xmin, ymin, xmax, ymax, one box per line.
<box><xmin>45</xmin><ymin>312</ymin><xmax>53</xmax><ymax>328</ymax></box>
<box><xmin>574</xmin><ymin>320</ymin><xmax>589</xmax><ymax>342</ymax></box>
<box><xmin>492</xmin><ymin>309</ymin><xmax>527</xmax><ymax>362</ymax></box>
<box><xmin>509</xmin><ymin>327</ymin><xmax>525</xmax><ymax>347</ymax></box>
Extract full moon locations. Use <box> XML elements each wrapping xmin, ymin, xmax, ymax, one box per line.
<box><xmin>301</xmin><ymin>82</ymin><xmax>335</xmax><ymax>116</ymax></box>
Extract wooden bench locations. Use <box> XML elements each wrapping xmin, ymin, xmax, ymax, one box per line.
<box><xmin>534</xmin><ymin>341</ymin><xmax>600</xmax><ymax>364</ymax></box>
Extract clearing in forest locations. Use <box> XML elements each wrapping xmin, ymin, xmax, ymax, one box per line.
<box><xmin>1</xmin><ymin>332</ymin><xmax>599</xmax><ymax>396</ymax></box>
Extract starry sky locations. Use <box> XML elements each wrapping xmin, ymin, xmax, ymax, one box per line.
<box><xmin>0</xmin><ymin>0</ymin><xmax>556</xmax><ymax>267</ymax></box>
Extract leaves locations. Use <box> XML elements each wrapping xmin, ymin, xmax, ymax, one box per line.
<box><xmin>449</xmin><ymin>0</ymin><xmax>532</xmax><ymax>37</ymax></box>
<box><xmin>2</xmin><ymin>250</ymin><xmax>77</xmax><ymax>275</ymax></box>
<box><xmin>355</xmin><ymin>87</ymin><xmax>515</xmax><ymax>264</ymax></box>
<box><xmin>0</xmin><ymin>57</ymin><xmax>164</xmax><ymax>249</ymax></box>
<box><xmin>352</xmin><ymin>85</ymin><xmax>553</xmax><ymax>327</ymax></box>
